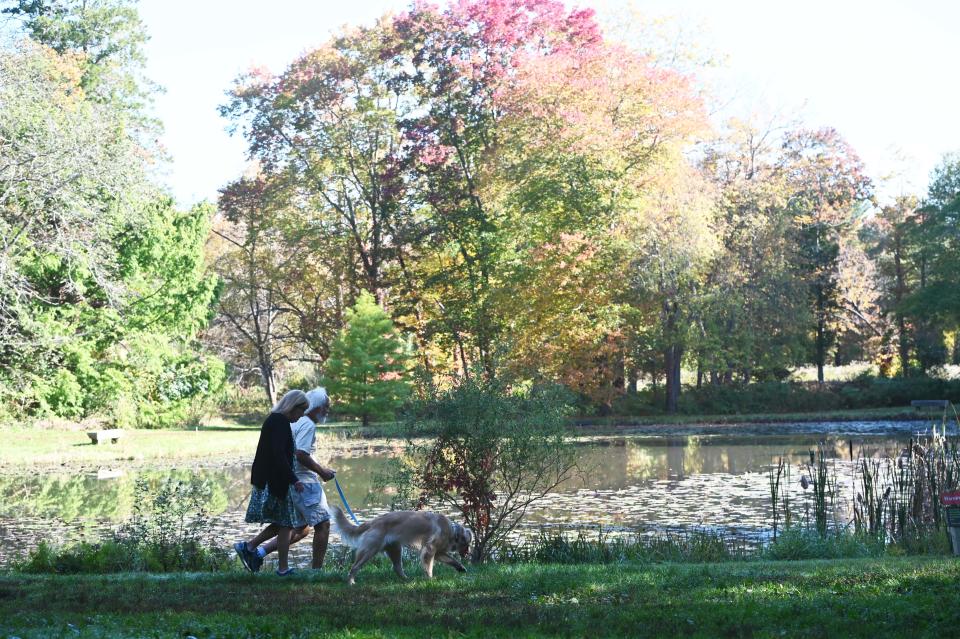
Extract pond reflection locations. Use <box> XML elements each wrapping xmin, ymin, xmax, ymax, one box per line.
<box><xmin>0</xmin><ymin>431</ymin><xmax>922</xmax><ymax>567</ymax></box>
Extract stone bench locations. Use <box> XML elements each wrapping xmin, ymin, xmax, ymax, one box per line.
<box><xmin>87</xmin><ymin>429</ymin><xmax>124</xmax><ymax>445</ymax></box>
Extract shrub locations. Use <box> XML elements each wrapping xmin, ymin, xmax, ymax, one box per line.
<box><xmin>44</xmin><ymin>369</ymin><xmax>85</xmax><ymax>419</ymax></box>
<box><xmin>391</xmin><ymin>377</ymin><xmax>579</xmax><ymax>562</ymax></box>
<box><xmin>496</xmin><ymin>526</ymin><xmax>741</xmax><ymax>564</ymax></box>
<box><xmin>761</xmin><ymin>528</ymin><xmax>884</xmax><ymax>561</ymax></box>
<box><xmin>646</xmin><ymin>376</ymin><xmax>960</xmax><ymax>416</ymax></box>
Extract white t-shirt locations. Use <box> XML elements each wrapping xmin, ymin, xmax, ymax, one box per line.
<box><xmin>291</xmin><ymin>415</ymin><xmax>319</xmax><ymax>484</ymax></box>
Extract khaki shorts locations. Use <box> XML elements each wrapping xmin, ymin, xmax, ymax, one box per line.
<box><xmin>292</xmin><ymin>482</ymin><xmax>330</xmax><ymax>527</ymax></box>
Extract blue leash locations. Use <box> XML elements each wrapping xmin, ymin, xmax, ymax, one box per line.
<box><xmin>334</xmin><ymin>476</ymin><xmax>360</xmax><ymax>525</ymax></box>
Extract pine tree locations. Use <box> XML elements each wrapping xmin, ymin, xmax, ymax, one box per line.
<box><xmin>324</xmin><ymin>292</ymin><xmax>410</xmax><ymax>425</ymax></box>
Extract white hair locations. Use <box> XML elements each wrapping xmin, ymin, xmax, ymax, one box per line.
<box><xmin>271</xmin><ymin>389</ymin><xmax>309</xmax><ymax>417</ymax></box>
<box><xmin>306</xmin><ymin>387</ymin><xmax>330</xmax><ymax>412</ymax></box>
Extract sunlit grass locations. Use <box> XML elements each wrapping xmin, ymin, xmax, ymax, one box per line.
<box><xmin>0</xmin><ymin>417</ymin><xmax>385</xmax><ymax>470</ymax></box>
<box><xmin>2</xmin><ymin>558</ymin><xmax>959</xmax><ymax>637</ymax></box>
<box><xmin>788</xmin><ymin>362</ymin><xmax>878</xmax><ymax>382</ymax></box>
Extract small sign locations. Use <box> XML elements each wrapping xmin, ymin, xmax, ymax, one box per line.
<box><xmin>943</xmin><ymin>491</ymin><xmax>960</xmax><ymax>506</ymax></box>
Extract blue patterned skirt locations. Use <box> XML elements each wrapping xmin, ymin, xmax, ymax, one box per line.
<box><xmin>244</xmin><ymin>485</ymin><xmax>301</xmax><ymax>528</ymax></box>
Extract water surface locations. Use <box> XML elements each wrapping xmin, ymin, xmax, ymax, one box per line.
<box><xmin>0</xmin><ymin>420</ymin><xmax>940</xmax><ymax>567</ymax></box>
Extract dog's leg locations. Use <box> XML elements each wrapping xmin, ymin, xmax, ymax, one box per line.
<box><xmin>436</xmin><ymin>553</ymin><xmax>467</xmax><ymax>573</ymax></box>
<box><xmin>347</xmin><ymin>539</ymin><xmax>381</xmax><ymax>586</ymax></box>
<box><xmin>384</xmin><ymin>543</ymin><xmax>406</xmax><ymax>579</ymax></box>
<box><xmin>419</xmin><ymin>544</ymin><xmax>435</xmax><ymax>579</ymax></box>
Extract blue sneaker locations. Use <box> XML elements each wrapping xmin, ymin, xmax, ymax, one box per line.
<box><xmin>248</xmin><ymin>549</ymin><xmax>264</xmax><ymax>573</ymax></box>
<box><xmin>276</xmin><ymin>567</ymin><xmax>296</xmax><ymax>577</ymax></box>
<box><xmin>234</xmin><ymin>541</ymin><xmax>254</xmax><ymax>572</ymax></box>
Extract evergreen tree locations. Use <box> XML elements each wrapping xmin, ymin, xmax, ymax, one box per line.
<box><xmin>324</xmin><ymin>292</ymin><xmax>410</xmax><ymax>425</ymax></box>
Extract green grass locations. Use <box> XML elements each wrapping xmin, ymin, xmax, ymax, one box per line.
<box><xmin>0</xmin><ymin>419</ymin><xmax>375</xmax><ymax>470</ymax></box>
<box><xmin>0</xmin><ymin>423</ymin><xmax>262</xmax><ymax>470</ymax></box>
<box><xmin>2</xmin><ymin>558</ymin><xmax>959</xmax><ymax>637</ymax></box>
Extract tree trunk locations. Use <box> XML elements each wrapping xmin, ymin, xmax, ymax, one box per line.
<box><xmin>897</xmin><ymin>314</ymin><xmax>910</xmax><ymax>377</ymax></box>
<box><xmin>664</xmin><ymin>344</ymin><xmax>682</xmax><ymax>413</ymax></box>
<box><xmin>893</xmin><ymin>231</ymin><xmax>910</xmax><ymax>376</ymax></box>
<box><xmin>815</xmin><ymin>284</ymin><xmax>826</xmax><ymax>385</ymax></box>
<box><xmin>626</xmin><ymin>362</ymin><xmax>639</xmax><ymax>395</ymax></box>
<box><xmin>613</xmin><ymin>344</ymin><xmax>626</xmax><ymax>393</ymax></box>
<box><xmin>260</xmin><ymin>359</ymin><xmax>277</xmax><ymax>406</ymax></box>
<box><xmin>663</xmin><ymin>301</ymin><xmax>683</xmax><ymax>413</ymax></box>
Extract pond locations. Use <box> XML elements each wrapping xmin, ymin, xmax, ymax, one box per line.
<box><xmin>0</xmin><ymin>420</ymin><xmax>942</xmax><ymax>568</ymax></box>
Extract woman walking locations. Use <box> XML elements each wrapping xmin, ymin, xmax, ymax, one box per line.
<box><xmin>235</xmin><ymin>389</ymin><xmax>308</xmax><ymax>575</ymax></box>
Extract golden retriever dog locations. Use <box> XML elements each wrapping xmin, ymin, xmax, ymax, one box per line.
<box><xmin>330</xmin><ymin>507</ymin><xmax>472</xmax><ymax>585</ymax></box>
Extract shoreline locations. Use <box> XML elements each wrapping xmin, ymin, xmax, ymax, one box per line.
<box><xmin>0</xmin><ymin>407</ymin><xmax>947</xmax><ymax>475</ymax></box>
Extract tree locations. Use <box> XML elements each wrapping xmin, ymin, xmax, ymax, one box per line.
<box><xmin>390</xmin><ymin>0</ymin><xmax>606</xmax><ymax>379</ymax></box>
<box><xmin>0</xmin><ymin>43</ymin><xmax>146</xmax><ymax>322</ymax></box>
<box><xmin>220</xmin><ymin>20</ymin><xmax>406</xmax><ymax>305</ymax></box>
<box><xmin>780</xmin><ymin>128</ymin><xmax>873</xmax><ymax>383</ymax></box>
<box><xmin>498</xmin><ymin>231</ymin><xmax>625</xmax><ymax>409</ymax></box>
<box><xmin>864</xmin><ymin>196</ymin><xmax>920</xmax><ymax>376</ymax></box>
<box><xmin>211</xmin><ymin>174</ymin><xmax>345</xmax><ymax>405</ymax></box>
<box><xmin>324</xmin><ymin>291</ymin><xmax>410</xmax><ymax>425</ymax></box>
<box><xmin>896</xmin><ymin>154</ymin><xmax>960</xmax><ymax>368</ymax></box>
<box><xmin>1</xmin><ymin>0</ymin><xmax>151</xmax><ymax>108</ymax></box>
<box><xmin>625</xmin><ymin>162</ymin><xmax>718</xmax><ymax>412</ymax></box>
<box><xmin>0</xmin><ymin>1</ymin><xmax>224</xmax><ymax>426</ymax></box>
<box><xmin>695</xmin><ymin>119</ymin><xmax>811</xmax><ymax>386</ymax></box>
<box><xmin>391</xmin><ymin>0</ymin><xmax>708</xmax><ymax>395</ymax></box>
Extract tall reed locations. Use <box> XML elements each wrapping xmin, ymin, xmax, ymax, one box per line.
<box><xmin>769</xmin><ymin>457</ymin><xmax>785</xmax><ymax>541</ymax></box>
<box><xmin>767</xmin><ymin>420</ymin><xmax>960</xmax><ymax>552</ymax></box>
<box><xmin>808</xmin><ymin>443</ymin><xmax>835</xmax><ymax>537</ymax></box>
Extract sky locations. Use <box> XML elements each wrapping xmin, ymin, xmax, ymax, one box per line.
<box><xmin>133</xmin><ymin>0</ymin><xmax>960</xmax><ymax>207</ymax></box>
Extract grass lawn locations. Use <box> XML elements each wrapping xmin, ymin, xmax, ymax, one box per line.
<box><xmin>0</xmin><ymin>420</ymin><xmax>380</xmax><ymax>471</ymax></box>
<box><xmin>1</xmin><ymin>557</ymin><xmax>959</xmax><ymax>637</ymax></box>
<box><xmin>0</xmin><ymin>423</ymin><xmax>263</xmax><ymax>470</ymax></box>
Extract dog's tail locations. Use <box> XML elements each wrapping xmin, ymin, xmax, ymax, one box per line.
<box><xmin>328</xmin><ymin>506</ymin><xmax>365</xmax><ymax>548</ymax></box>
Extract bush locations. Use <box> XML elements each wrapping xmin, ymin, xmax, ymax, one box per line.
<box><xmin>624</xmin><ymin>375</ymin><xmax>960</xmax><ymax>417</ymax></box>
<box><xmin>391</xmin><ymin>377</ymin><xmax>579</xmax><ymax>562</ymax></box>
<box><xmin>16</xmin><ymin>539</ymin><xmax>229</xmax><ymax>574</ymax></box>
<box><xmin>44</xmin><ymin>369</ymin><xmax>85</xmax><ymax>419</ymax></box>
<box><xmin>496</xmin><ymin>526</ymin><xmax>741</xmax><ymax>564</ymax></box>
<box><xmin>677</xmin><ymin>382</ymin><xmax>848</xmax><ymax>415</ymax></box>
<box><xmin>761</xmin><ymin>528</ymin><xmax>884</xmax><ymax>561</ymax></box>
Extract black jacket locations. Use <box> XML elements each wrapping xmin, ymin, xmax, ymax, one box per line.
<box><xmin>250</xmin><ymin>411</ymin><xmax>299</xmax><ymax>499</ymax></box>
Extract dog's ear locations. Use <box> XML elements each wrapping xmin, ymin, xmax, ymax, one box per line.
<box><xmin>463</xmin><ymin>526</ymin><xmax>473</xmax><ymax>546</ymax></box>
